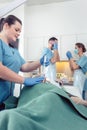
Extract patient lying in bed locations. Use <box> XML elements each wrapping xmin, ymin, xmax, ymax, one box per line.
<box><xmin>46</xmin><ymin>77</ymin><xmax>87</xmax><ymax>107</ymax></box>
<box><xmin>0</xmin><ymin>82</ymin><xmax>87</xmax><ymax>130</ymax></box>
<box><xmin>41</xmin><ymin>76</ymin><xmax>87</xmax><ymax>107</ymax></box>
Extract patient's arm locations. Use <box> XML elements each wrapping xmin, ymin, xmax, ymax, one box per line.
<box><xmin>70</xmin><ymin>96</ymin><xmax>87</xmax><ymax>106</ymax></box>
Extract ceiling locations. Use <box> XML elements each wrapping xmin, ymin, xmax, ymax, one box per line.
<box><xmin>0</xmin><ymin>0</ymin><xmax>73</xmax><ymax>6</ymax></box>
<box><xmin>27</xmin><ymin>0</ymin><xmax>73</xmax><ymax>6</ymax></box>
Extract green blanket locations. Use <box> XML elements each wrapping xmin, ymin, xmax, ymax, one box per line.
<box><xmin>0</xmin><ymin>83</ymin><xmax>87</xmax><ymax>130</ymax></box>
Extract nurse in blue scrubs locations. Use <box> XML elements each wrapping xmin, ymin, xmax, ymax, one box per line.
<box><xmin>66</xmin><ymin>43</ymin><xmax>87</xmax><ymax>97</ymax></box>
<box><xmin>0</xmin><ymin>15</ymin><xmax>46</xmax><ymax>109</ymax></box>
<box><xmin>41</xmin><ymin>37</ymin><xmax>61</xmax><ymax>86</ymax></box>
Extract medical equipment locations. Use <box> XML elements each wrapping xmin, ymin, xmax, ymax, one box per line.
<box><xmin>74</xmin><ymin>49</ymin><xmax>78</xmax><ymax>54</ymax></box>
<box><xmin>43</xmin><ymin>55</ymin><xmax>49</xmax><ymax>76</ymax></box>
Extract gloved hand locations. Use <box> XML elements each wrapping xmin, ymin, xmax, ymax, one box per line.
<box><xmin>66</xmin><ymin>51</ymin><xmax>73</xmax><ymax>60</ymax></box>
<box><xmin>40</xmin><ymin>56</ymin><xmax>50</xmax><ymax>67</ymax></box>
<box><xmin>23</xmin><ymin>76</ymin><xmax>45</xmax><ymax>86</ymax></box>
<box><xmin>53</xmin><ymin>43</ymin><xmax>58</xmax><ymax>50</ymax></box>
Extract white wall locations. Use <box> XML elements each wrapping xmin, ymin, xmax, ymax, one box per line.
<box><xmin>24</xmin><ymin>0</ymin><xmax>87</xmax><ymax>60</ymax></box>
<box><xmin>25</xmin><ymin>0</ymin><xmax>87</xmax><ymax>36</ymax></box>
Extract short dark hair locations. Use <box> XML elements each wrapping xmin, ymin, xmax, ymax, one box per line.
<box><xmin>48</xmin><ymin>37</ymin><xmax>58</xmax><ymax>42</ymax></box>
<box><xmin>75</xmin><ymin>42</ymin><xmax>86</xmax><ymax>52</ymax></box>
<box><xmin>0</xmin><ymin>15</ymin><xmax>22</xmax><ymax>31</ymax></box>
<box><xmin>0</xmin><ymin>18</ymin><xmax>5</xmax><ymax>32</ymax></box>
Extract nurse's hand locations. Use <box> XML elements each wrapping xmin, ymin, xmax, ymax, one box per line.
<box><xmin>23</xmin><ymin>76</ymin><xmax>45</xmax><ymax>86</ymax></box>
<box><xmin>53</xmin><ymin>43</ymin><xmax>58</xmax><ymax>50</ymax></box>
<box><xmin>40</xmin><ymin>56</ymin><xmax>50</xmax><ymax>67</ymax></box>
<box><xmin>66</xmin><ymin>51</ymin><xmax>73</xmax><ymax>60</ymax></box>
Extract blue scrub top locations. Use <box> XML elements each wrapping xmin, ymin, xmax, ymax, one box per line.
<box><xmin>76</xmin><ymin>55</ymin><xmax>87</xmax><ymax>74</ymax></box>
<box><xmin>41</xmin><ymin>47</ymin><xmax>53</xmax><ymax>60</ymax></box>
<box><xmin>0</xmin><ymin>39</ymin><xmax>25</xmax><ymax>103</ymax></box>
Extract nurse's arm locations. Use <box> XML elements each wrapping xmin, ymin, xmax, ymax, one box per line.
<box><xmin>69</xmin><ymin>58</ymin><xmax>80</xmax><ymax>70</ymax></box>
<box><xmin>20</xmin><ymin>60</ymin><xmax>41</xmax><ymax>72</ymax></box>
<box><xmin>0</xmin><ymin>63</ymin><xmax>24</xmax><ymax>84</ymax></box>
<box><xmin>50</xmin><ymin>50</ymin><xmax>60</xmax><ymax>64</ymax></box>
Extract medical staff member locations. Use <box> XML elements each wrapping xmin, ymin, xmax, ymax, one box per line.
<box><xmin>41</xmin><ymin>37</ymin><xmax>60</xmax><ymax>82</ymax></box>
<box><xmin>0</xmin><ymin>15</ymin><xmax>47</xmax><ymax>109</ymax></box>
<box><xmin>66</xmin><ymin>42</ymin><xmax>87</xmax><ymax>96</ymax></box>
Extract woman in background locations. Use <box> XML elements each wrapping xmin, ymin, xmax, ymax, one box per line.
<box><xmin>66</xmin><ymin>43</ymin><xmax>87</xmax><ymax>74</ymax></box>
<box><xmin>66</xmin><ymin>43</ymin><xmax>87</xmax><ymax>105</ymax></box>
